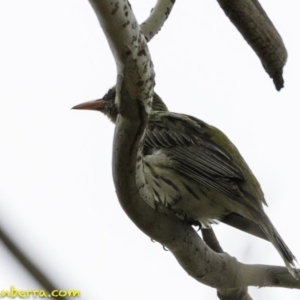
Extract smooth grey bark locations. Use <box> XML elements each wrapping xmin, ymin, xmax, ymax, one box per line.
<box><xmin>0</xmin><ymin>226</ymin><xmax>68</xmax><ymax>300</ymax></box>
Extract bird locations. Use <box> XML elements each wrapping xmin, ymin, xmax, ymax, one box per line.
<box><xmin>73</xmin><ymin>87</ymin><xmax>297</xmax><ymax>277</ymax></box>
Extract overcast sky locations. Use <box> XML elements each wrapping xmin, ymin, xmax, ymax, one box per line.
<box><xmin>0</xmin><ymin>1</ymin><xmax>299</xmax><ymax>299</ymax></box>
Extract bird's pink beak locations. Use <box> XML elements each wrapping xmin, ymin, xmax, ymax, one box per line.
<box><xmin>72</xmin><ymin>99</ymin><xmax>106</xmax><ymax>111</ymax></box>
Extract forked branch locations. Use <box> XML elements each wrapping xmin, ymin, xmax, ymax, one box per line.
<box><xmin>88</xmin><ymin>0</ymin><xmax>299</xmax><ymax>298</ymax></box>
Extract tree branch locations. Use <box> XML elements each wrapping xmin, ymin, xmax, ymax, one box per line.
<box><xmin>202</xmin><ymin>228</ymin><xmax>252</xmax><ymax>300</ymax></box>
<box><xmin>0</xmin><ymin>225</ymin><xmax>68</xmax><ymax>300</ymax></box>
<box><xmin>217</xmin><ymin>0</ymin><xmax>287</xmax><ymax>91</ymax></box>
<box><xmin>140</xmin><ymin>0</ymin><xmax>175</xmax><ymax>42</ymax></box>
<box><xmin>88</xmin><ymin>0</ymin><xmax>300</xmax><ymax>297</ymax></box>
<box><xmin>202</xmin><ymin>228</ymin><xmax>224</xmax><ymax>253</ymax></box>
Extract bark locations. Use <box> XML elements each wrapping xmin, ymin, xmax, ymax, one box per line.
<box><xmin>202</xmin><ymin>228</ymin><xmax>252</xmax><ymax>300</ymax></box>
<box><xmin>217</xmin><ymin>0</ymin><xmax>287</xmax><ymax>91</ymax></box>
<box><xmin>141</xmin><ymin>0</ymin><xmax>175</xmax><ymax>42</ymax></box>
<box><xmin>0</xmin><ymin>1</ymin><xmax>293</xmax><ymax>299</ymax></box>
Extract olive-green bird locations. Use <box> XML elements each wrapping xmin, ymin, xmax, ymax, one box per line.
<box><xmin>73</xmin><ymin>88</ymin><xmax>297</xmax><ymax>276</ymax></box>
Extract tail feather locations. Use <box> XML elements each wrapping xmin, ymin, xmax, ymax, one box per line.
<box><xmin>221</xmin><ymin>212</ymin><xmax>268</xmax><ymax>240</ymax></box>
<box><xmin>250</xmin><ymin>211</ymin><xmax>298</xmax><ymax>278</ymax></box>
<box><xmin>272</xmin><ymin>229</ymin><xmax>297</xmax><ymax>277</ymax></box>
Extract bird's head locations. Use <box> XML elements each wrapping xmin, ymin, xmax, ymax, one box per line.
<box><xmin>72</xmin><ymin>87</ymin><xmax>168</xmax><ymax>123</ymax></box>
<box><xmin>72</xmin><ymin>87</ymin><xmax>118</xmax><ymax>123</ymax></box>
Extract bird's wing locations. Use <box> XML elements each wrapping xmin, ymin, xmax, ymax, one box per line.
<box><xmin>145</xmin><ymin>111</ymin><xmax>265</xmax><ymax>205</ymax></box>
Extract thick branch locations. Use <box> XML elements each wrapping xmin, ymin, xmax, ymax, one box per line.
<box><xmin>202</xmin><ymin>228</ymin><xmax>252</xmax><ymax>300</ymax></box>
<box><xmin>217</xmin><ymin>0</ymin><xmax>287</xmax><ymax>90</ymax></box>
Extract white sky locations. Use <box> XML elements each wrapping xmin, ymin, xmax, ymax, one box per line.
<box><xmin>0</xmin><ymin>1</ymin><xmax>299</xmax><ymax>299</ymax></box>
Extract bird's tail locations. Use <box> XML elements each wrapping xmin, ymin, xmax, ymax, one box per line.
<box><xmin>251</xmin><ymin>211</ymin><xmax>298</xmax><ymax>278</ymax></box>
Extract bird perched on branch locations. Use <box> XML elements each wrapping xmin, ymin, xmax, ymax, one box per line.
<box><xmin>73</xmin><ymin>87</ymin><xmax>297</xmax><ymax>277</ymax></box>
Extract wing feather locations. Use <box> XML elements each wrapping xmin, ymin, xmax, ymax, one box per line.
<box><xmin>145</xmin><ymin>112</ymin><xmax>247</xmax><ymax>201</ymax></box>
